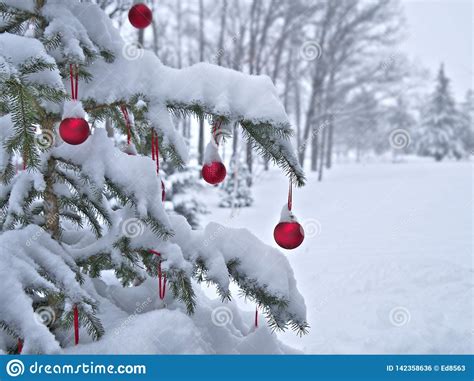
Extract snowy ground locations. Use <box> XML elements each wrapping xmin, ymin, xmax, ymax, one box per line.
<box><xmin>201</xmin><ymin>160</ymin><xmax>473</xmax><ymax>354</ymax></box>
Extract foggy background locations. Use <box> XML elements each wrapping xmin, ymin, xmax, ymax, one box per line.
<box><xmin>92</xmin><ymin>0</ymin><xmax>472</xmax><ymax>353</ymax></box>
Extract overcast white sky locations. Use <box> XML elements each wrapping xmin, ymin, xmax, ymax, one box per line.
<box><xmin>400</xmin><ymin>0</ymin><xmax>473</xmax><ymax>101</ymax></box>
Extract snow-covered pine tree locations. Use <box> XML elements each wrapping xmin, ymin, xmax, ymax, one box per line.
<box><xmin>163</xmin><ymin>161</ymin><xmax>208</xmax><ymax>229</ymax></box>
<box><xmin>459</xmin><ymin>89</ymin><xmax>473</xmax><ymax>156</ymax></box>
<box><xmin>417</xmin><ymin>64</ymin><xmax>463</xmax><ymax>161</ymax></box>
<box><xmin>0</xmin><ymin>0</ymin><xmax>307</xmax><ymax>354</ymax></box>
<box><xmin>219</xmin><ymin>155</ymin><xmax>253</xmax><ymax>209</ymax></box>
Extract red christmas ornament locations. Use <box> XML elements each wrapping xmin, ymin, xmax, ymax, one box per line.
<box><xmin>128</xmin><ymin>3</ymin><xmax>152</xmax><ymax>29</ymax></box>
<box><xmin>202</xmin><ymin>162</ymin><xmax>226</xmax><ymax>185</ymax></box>
<box><xmin>274</xmin><ymin>221</ymin><xmax>305</xmax><ymax>250</ymax></box>
<box><xmin>274</xmin><ymin>181</ymin><xmax>305</xmax><ymax>250</ymax></box>
<box><xmin>59</xmin><ymin>118</ymin><xmax>90</xmax><ymax>145</ymax></box>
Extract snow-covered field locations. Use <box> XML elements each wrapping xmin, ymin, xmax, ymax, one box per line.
<box><xmin>201</xmin><ymin>161</ymin><xmax>473</xmax><ymax>354</ymax></box>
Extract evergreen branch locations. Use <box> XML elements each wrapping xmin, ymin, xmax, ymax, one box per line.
<box><xmin>57</xmin><ymin>195</ymin><xmax>103</xmax><ymax>238</ymax></box>
<box><xmin>59</xmin><ymin>303</ymin><xmax>104</xmax><ymax>342</ymax></box>
<box><xmin>79</xmin><ymin>252</ymin><xmax>113</xmax><ymax>278</ymax></box>
<box><xmin>228</xmin><ymin>259</ymin><xmax>309</xmax><ymax>335</ymax></box>
<box><xmin>241</xmin><ymin>123</ymin><xmax>306</xmax><ymax>186</ymax></box>
<box><xmin>19</xmin><ymin>58</ymin><xmax>56</xmax><ymax>76</ymax></box>
<box><xmin>168</xmin><ymin>269</ymin><xmax>196</xmax><ymax>315</ymax></box>
<box><xmin>142</xmin><ymin>215</ymin><xmax>173</xmax><ymax>240</ymax></box>
<box><xmin>4</xmin><ymin>80</ymin><xmax>40</xmax><ymax>168</ymax></box>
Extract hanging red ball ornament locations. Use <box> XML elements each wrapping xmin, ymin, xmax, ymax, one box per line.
<box><xmin>59</xmin><ymin>118</ymin><xmax>90</xmax><ymax>145</ymax></box>
<box><xmin>128</xmin><ymin>3</ymin><xmax>152</xmax><ymax>29</ymax></box>
<box><xmin>274</xmin><ymin>221</ymin><xmax>304</xmax><ymax>250</ymax></box>
<box><xmin>202</xmin><ymin>162</ymin><xmax>226</xmax><ymax>185</ymax></box>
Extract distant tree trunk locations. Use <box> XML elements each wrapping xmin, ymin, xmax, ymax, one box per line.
<box><xmin>317</xmin><ymin>121</ymin><xmax>328</xmax><ymax>181</ymax></box>
<box><xmin>324</xmin><ymin>73</ymin><xmax>336</xmax><ymax>170</ymax></box>
<box><xmin>176</xmin><ymin>0</ymin><xmax>183</xmax><ymax>69</ymax></box>
<box><xmin>150</xmin><ymin>0</ymin><xmax>159</xmax><ymax>54</ymax></box>
<box><xmin>282</xmin><ymin>44</ymin><xmax>293</xmax><ymax>110</ymax></box>
<box><xmin>137</xmin><ymin>28</ymin><xmax>144</xmax><ymax>46</ymax></box>
<box><xmin>326</xmin><ymin>122</ymin><xmax>334</xmax><ymax>169</ymax></box>
<box><xmin>246</xmin><ymin>141</ymin><xmax>252</xmax><ymax>186</ymax></box>
<box><xmin>246</xmin><ymin>0</ymin><xmax>259</xmax><ymax>182</ymax></box>
<box><xmin>198</xmin><ymin>0</ymin><xmax>205</xmax><ymax>164</ymax></box>
<box><xmin>311</xmin><ymin>130</ymin><xmax>318</xmax><ymax>171</ymax></box>
<box><xmin>232</xmin><ymin>122</ymin><xmax>239</xmax><ymax>155</ymax></box>
<box><xmin>217</xmin><ymin>0</ymin><xmax>228</xmax><ymax>66</ymax></box>
<box><xmin>230</xmin><ymin>0</ymin><xmax>246</xmax><ymax>161</ymax></box>
<box><xmin>294</xmin><ymin>78</ymin><xmax>302</xmax><ymax>151</ymax></box>
<box><xmin>300</xmin><ymin>77</ymin><xmax>323</xmax><ymax>167</ymax></box>
<box><xmin>176</xmin><ymin>0</ymin><xmax>186</xmax><ymax>137</ymax></box>
<box><xmin>231</xmin><ymin>0</ymin><xmax>246</xmax><ymax>72</ymax></box>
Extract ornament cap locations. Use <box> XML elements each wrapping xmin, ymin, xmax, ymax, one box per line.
<box><xmin>279</xmin><ymin>203</ymin><xmax>298</xmax><ymax>223</ymax></box>
<box><xmin>63</xmin><ymin>100</ymin><xmax>85</xmax><ymax>119</ymax></box>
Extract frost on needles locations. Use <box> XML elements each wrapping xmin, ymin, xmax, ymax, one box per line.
<box><xmin>0</xmin><ymin>0</ymin><xmax>308</xmax><ymax>354</ymax></box>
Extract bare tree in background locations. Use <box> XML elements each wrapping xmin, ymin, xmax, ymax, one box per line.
<box><xmin>96</xmin><ymin>0</ymin><xmax>406</xmax><ymax>183</ymax></box>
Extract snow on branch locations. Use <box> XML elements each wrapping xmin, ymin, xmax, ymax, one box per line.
<box><xmin>170</xmin><ymin>216</ymin><xmax>308</xmax><ymax>333</ymax></box>
<box><xmin>52</xmin><ymin>129</ymin><xmax>173</xmax><ymax>238</ymax></box>
<box><xmin>80</xmin><ymin>51</ymin><xmax>305</xmax><ymax>183</ymax></box>
<box><xmin>0</xmin><ymin>225</ymin><xmax>95</xmax><ymax>353</ymax></box>
<box><xmin>1</xmin><ymin>1</ymin><xmax>304</xmax><ymax>183</ymax></box>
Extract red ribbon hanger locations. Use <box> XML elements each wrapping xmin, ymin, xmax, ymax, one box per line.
<box><xmin>149</xmin><ymin>249</ymin><xmax>166</xmax><ymax>300</ymax></box>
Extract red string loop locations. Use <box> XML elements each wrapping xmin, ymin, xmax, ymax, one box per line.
<box><xmin>149</xmin><ymin>250</ymin><xmax>166</xmax><ymax>300</ymax></box>
<box><xmin>288</xmin><ymin>180</ymin><xmax>293</xmax><ymax>211</ymax></box>
<box><xmin>151</xmin><ymin>129</ymin><xmax>160</xmax><ymax>174</ymax></box>
<box><xmin>212</xmin><ymin>120</ymin><xmax>223</xmax><ymax>146</ymax></box>
<box><xmin>75</xmin><ymin>66</ymin><xmax>78</xmax><ymax>100</ymax></box>
<box><xmin>73</xmin><ymin>304</ymin><xmax>79</xmax><ymax>345</ymax></box>
<box><xmin>151</xmin><ymin>129</ymin><xmax>156</xmax><ymax>161</ymax></box>
<box><xmin>69</xmin><ymin>64</ymin><xmax>79</xmax><ymax>101</ymax></box>
<box><xmin>17</xmin><ymin>338</ymin><xmax>23</xmax><ymax>354</ymax></box>
<box><xmin>69</xmin><ymin>64</ymin><xmax>75</xmax><ymax>100</ymax></box>
<box><xmin>154</xmin><ymin>132</ymin><xmax>160</xmax><ymax>174</ymax></box>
